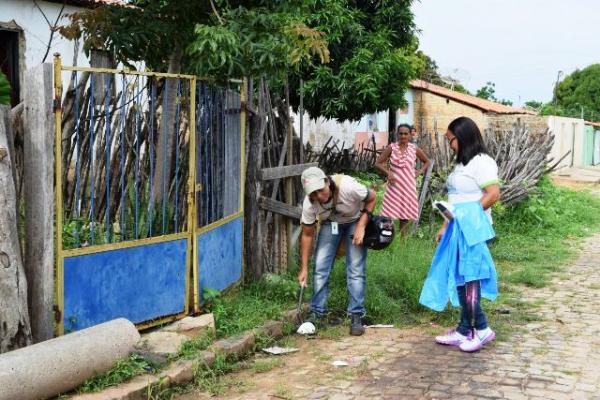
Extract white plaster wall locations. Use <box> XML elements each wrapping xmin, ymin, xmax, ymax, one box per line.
<box><xmin>293</xmin><ymin>110</ymin><xmax>389</xmax><ymax>151</ymax></box>
<box><xmin>1</xmin><ymin>0</ymin><xmax>89</xmax><ymax>69</ymax></box>
<box><xmin>546</xmin><ymin>116</ymin><xmax>586</xmax><ymax>169</ymax></box>
<box><xmin>395</xmin><ymin>89</ymin><xmax>415</xmax><ymax>127</ymax></box>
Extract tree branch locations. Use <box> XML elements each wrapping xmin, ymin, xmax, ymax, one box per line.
<box><xmin>34</xmin><ymin>0</ymin><xmax>67</xmax><ymax>63</ymax></box>
<box><xmin>209</xmin><ymin>0</ymin><xmax>225</xmax><ymax>25</ymax></box>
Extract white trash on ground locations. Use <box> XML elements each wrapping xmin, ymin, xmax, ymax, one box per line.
<box><xmin>332</xmin><ymin>360</ymin><xmax>350</xmax><ymax>367</ymax></box>
<box><xmin>296</xmin><ymin>321</ymin><xmax>316</xmax><ymax>335</ymax></box>
<box><xmin>262</xmin><ymin>346</ymin><xmax>299</xmax><ymax>355</ymax></box>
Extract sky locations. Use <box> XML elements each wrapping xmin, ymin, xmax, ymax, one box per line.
<box><xmin>412</xmin><ymin>0</ymin><xmax>600</xmax><ymax>107</ymax></box>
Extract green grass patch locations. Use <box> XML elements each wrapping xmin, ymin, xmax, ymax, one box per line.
<box><xmin>207</xmin><ymin>176</ymin><xmax>600</xmax><ymax>342</ymax></box>
<box><xmin>251</xmin><ymin>357</ymin><xmax>285</xmax><ymax>373</ymax></box>
<box><xmin>193</xmin><ymin>353</ymin><xmax>243</xmax><ymax>396</ymax></box>
<box><xmin>207</xmin><ymin>273</ymin><xmax>301</xmax><ymax>338</ymax></box>
<box><xmin>79</xmin><ymin>354</ymin><xmax>152</xmax><ymax>393</ymax></box>
<box><xmin>175</xmin><ymin>330</ymin><xmax>215</xmax><ymax>359</ymax></box>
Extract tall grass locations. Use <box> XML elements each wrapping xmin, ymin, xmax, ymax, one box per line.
<box><xmin>209</xmin><ymin>176</ymin><xmax>600</xmax><ymax>336</ymax></box>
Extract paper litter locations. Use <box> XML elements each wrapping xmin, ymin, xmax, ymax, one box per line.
<box><xmin>262</xmin><ymin>346</ymin><xmax>299</xmax><ymax>355</ymax></box>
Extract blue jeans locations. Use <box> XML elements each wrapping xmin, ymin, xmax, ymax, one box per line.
<box><xmin>456</xmin><ymin>280</ymin><xmax>488</xmax><ymax>336</ymax></box>
<box><xmin>310</xmin><ymin>221</ymin><xmax>367</xmax><ymax>316</ymax></box>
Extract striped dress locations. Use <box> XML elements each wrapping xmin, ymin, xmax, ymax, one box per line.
<box><xmin>381</xmin><ymin>142</ymin><xmax>419</xmax><ymax>220</ymax></box>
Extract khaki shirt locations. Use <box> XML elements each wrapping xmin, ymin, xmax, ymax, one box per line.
<box><xmin>301</xmin><ymin>175</ymin><xmax>369</xmax><ymax>225</ymax></box>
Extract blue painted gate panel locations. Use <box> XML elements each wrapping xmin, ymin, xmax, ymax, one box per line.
<box><xmin>197</xmin><ymin>217</ymin><xmax>243</xmax><ymax>300</ymax></box>
<box><xmin>63</xmin><ymin>239</ymin><xmax>187</xmax><ymax>331</ymax></box>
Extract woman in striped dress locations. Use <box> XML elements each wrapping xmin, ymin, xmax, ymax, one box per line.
<box><xmin>375</xmin><ymin>124</ymin><xmax>431</xmax><ymax>236</ymax></box>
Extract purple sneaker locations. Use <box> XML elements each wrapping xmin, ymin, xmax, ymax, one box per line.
<box><xmin>435</xmin><ymin>329</ymin><xmax>469</xmax><ymax>346</ymax></box>
<box><xmin>459</xmin><ymin>328</ymin><xmax>496</xmax><ymax>352</ymax></box>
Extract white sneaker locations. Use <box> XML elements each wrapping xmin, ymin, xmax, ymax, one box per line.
<box><xmin>435</xmin><ymin>329</ymin><xmax>469</xmax><ymax>346</ymax></box>
<box><xmin>459</xmin><ymin>328</ymin><xmax>496</xmax><ymax>352</ymax></box>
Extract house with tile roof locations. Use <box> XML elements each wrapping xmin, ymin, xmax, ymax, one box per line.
<box><xmin>0</xmin><ymin>0</ymin><xmax>123</xmax><ymax>106</ymax></box>
<box><xmin>397</xmin><ymin>79</ymin><xmax>548</xmax><ymax>137</ymax></box>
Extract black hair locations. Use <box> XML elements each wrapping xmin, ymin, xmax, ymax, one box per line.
<box><xmin>447</xmin><ymin>116</ymin><xmax>488</xmax><ymax>165</ymax></box>
<box><xmin>396</xmin><ymin>123</ymin><xmax>412</xmax><ymax>132</ymax></box>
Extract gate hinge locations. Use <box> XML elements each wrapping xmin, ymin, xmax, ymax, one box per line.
<box><xmin>53</xmin><ymin>305</ymin><xmax>62</xmax><ymax>323</ymax></box>
<box><xmin>53</xmin><ymin>97</ymin><xmax>62</xmax><ymax>113</ymax></box>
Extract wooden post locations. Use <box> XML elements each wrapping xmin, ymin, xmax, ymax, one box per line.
<box><xmin>0</xmin><ymin>105</ymin><xmax>33</xmax><ymax>352</ymax></box>
<box><xmin>23</xmin><ymin>63</ymin><xmax>55</xmax><ymax>342</ymax></box>
<box><xmin>299</xmin><ymin>79</ymin><xmax>304</xmax><ymax>164</ymax></box>
<box><xmin>285</xmin><ymin>79</ymin><xmax>293</xmax><ymax>270</ymax></box>
<box><xmin>244</xmin><ymin>78</ymin><xmax>266</xmax><ymax>279</ymax></box>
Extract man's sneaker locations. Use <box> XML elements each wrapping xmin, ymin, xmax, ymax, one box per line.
<box><xmin>459</xmin><ymin>328</ymin><xmax>496</xmax><ymax>352</ymax></box>
<box><xmin>349</xmin><ymin>314</ymin><xmax>365</xmax><ymax>336</ymax></box>
<box><xmin>435</xmin><ymin>329</ymin><xmax>469</xmax><ymax>346</ymax></box>
<box><xmin>306</xmin><ymin>311</ymin><xmax>325</xmax><ymax>328</ymax></box>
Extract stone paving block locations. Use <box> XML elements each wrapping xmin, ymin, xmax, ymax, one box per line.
<box><xmin>469</xmin><ymin>388</ymin><xmax>503</xmax><ymax>398</ymax></box>
<box><xmin>211</xmin><ymin>332</ymin><xmax>256</xmax><ymax>356</ymax></box>
<box><xmin>161</xmin><ymin>314</ymin><xmax>215</xmax><ymax>336</ymax></box>
<box><xmin>163</xmin><ymin>359</ymin><xmax>195</xmax><ymax>385</ymax></box>
<box><xmin>424</xmin><ymin>390</ymin><xmax>451</xmax><ymax>398</ymax></box>
<box><xmin>576</xmin><ymin>382</ymin><xmax>597</xmax><ymax>392</ymax></box>
<box><xmin>525</xmin><ymin>380</ymin><xmax>547</xmax><ymax>389</ymax></box>
<box><xmin>253</xmin><ymin>320</ymin><xmax>284</xmax><ymax>340</ymax></box>
<box><xmin>72</xmin><ymin>374</ymin><xmax>160</xmax><ymax>400</ymax></box>
<box><xmin>136</xmin><ymin>331</ymin><xmax>189</xmax><ymax>357</ymax></box>
<box><xmin>501</xmin><ymin>389</ymin><xmax>528</xmax><ymax>400</ymax></box>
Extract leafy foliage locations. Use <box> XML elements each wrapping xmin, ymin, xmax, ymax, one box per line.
<box><xmin>475</xmin><ymin>81</ymin><xmax>513</xmax><ymax>106</ymax></box>
<box><xmin>550</xmin><ymin>64</ymin><xmax>600</xmax><ymax>121</ymax></box>
<box><xmin>0</xmin><ymin>71</ymin><xmax>10</xmax><ymax>105</ymax></box>
<box><xmin>524</xmin><ymin>100</ymin><xmax>543</xmax><ymax>110</ymax></box>
<box><xmin>59</xmin><ymin>0</ymin><xmax>421</xmax><ymax>121</ymax></box>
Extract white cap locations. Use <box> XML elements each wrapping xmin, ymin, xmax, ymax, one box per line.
<box><xmin>301</xmin><ymin>166</ymin><xmax>327</xmax><ymax>196</ymax></box>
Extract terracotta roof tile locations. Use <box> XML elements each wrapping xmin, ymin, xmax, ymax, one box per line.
<box><xmin>410</xmin><ymin>79</ymin><xmax>536</xmax><ymax>115</ymax></box>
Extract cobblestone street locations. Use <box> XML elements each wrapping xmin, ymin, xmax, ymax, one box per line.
<box><xmin>177</xmin><ymin>232</ymin><xmax>600</xmax><ymax>400</ymax></box>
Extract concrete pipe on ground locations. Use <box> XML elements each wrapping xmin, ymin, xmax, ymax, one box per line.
<box><xmin>0</xmin><ymin>318</ymin><xmax>140</xmax><ymax>400</ymax></box>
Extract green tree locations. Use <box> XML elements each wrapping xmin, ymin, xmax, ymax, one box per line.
<box><xmin>61</xmin><ymin>0</ymin><xmax>421</xmax><ymax>121</ymax></box>
<box><xmin>475</xmin><ymin>81</ymin><xmax>496</xmax><ymax>100</ymax></box>
<box><xmin>524</xmin><ymin>100</ymin><xmax>543</xmax><ymax>110</ymax></box>
<box><xmin>0</xmin><ymin>72</ymin><xmax>10</xmax><ymax>105</ymax></box>
<box><xmin>475</xmin><ymin>81</ymin><xmax>512</xmax><ymax>106</ymax></box>
<box><xmin>553</xmin><ymin>64</ymin><xmax>600</xmax><ymax>121</ymax></box>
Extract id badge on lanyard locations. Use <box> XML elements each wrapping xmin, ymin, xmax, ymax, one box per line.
<box><xmin>331</xmin><ymin>221</ymin><xmax>339</xmax><ymax>235</ymax></box>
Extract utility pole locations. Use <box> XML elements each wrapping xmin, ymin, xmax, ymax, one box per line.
<box><xmin>553</xmin><ymin>70</ymin><xmax>563</xmax><ymax>113</ymax></box>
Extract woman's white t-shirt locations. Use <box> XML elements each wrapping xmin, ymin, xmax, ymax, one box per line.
<box><xmin>447</xmin><ymin>154</ymin><xmax>499</xmax><ymax>221</ymax></box>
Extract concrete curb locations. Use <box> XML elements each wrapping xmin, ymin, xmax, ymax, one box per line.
<box><xmin>70</xmin><ymin>308</ymin><xmax>303</xmax><ymax>400</ymax></box>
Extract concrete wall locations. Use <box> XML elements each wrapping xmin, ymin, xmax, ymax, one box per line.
<box><xmin>487</xmin><ymin>114</ymin><xmax>548</xmax><ymax>135</ymax></box>
<box><xmin>411</xmin><ymin>90</ymin><xmax>487</xmax><ymax>134</ymax></box>
<box><xmin>293</xmin><ymin>110</ymin><xmax>389</xmax><ymax>151</ymax></box>
<box><xmin>584</xmin><ymin>125</ymin><xmax>595</xmax><ymax>166</ymax></box>
<box><xmin>594</xmin><ymin>130</ymin><xmax>600</xmax><ymax>166</ymax></box>
<box><xmin>546</xmin><ymin>116</ymin><xmax>586</xmax><ymax>169</ymax></box>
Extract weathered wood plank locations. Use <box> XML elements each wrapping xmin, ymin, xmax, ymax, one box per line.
<box><xmin>260</xmin><ymin>162</ymin><xmax>317</xmax><ymax>181</ymax></box>
<box><xmin>259</xmin><ymin>197</ymin><xmax>301</xmax><ymax>220</ymax></box>
<box><xmin>0</xmin><ymin>105</ymin><xmax>32</xmax><ymax>352</ymax></box>
<box><xmin>23</xmin><ymin>63</ymin><xmax>55</xmax><ymax>343</ymax></box>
